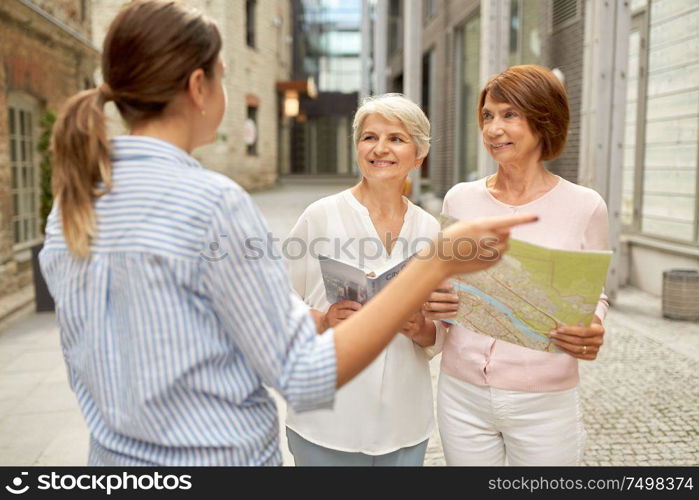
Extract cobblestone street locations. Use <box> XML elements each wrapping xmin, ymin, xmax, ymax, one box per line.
<box><xmin>1</xmin><ymin>180</ymin><xmax>697</xmax><ymax>466</ymax></box>
<box><xmin>577</xmin><ymin>289</ymin><xmax>699</xmax><ymax>466</ymax></box>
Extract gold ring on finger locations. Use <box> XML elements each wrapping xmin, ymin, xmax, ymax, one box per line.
<box><xmin>582</xmin><ymin>345</ymin><xmax>588</xmax><ymax>355</ymax></box>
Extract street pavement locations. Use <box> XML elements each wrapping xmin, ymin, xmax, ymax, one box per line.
<box><xmin>0</xmin><ymin>179</ymin><xmax>697</xmax><ymax>466</ymax></box>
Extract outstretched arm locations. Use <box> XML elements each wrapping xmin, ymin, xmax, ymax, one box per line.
<box><xmin>333</xmin><ymin>213</ymin><xmax>538</xmax><ymax>387</ymax></box>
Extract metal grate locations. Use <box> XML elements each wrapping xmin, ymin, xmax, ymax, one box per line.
<box><xmin>552</xmin><ymin>0</ymin><xmax>578</xmax><ymax>29</ymax></box>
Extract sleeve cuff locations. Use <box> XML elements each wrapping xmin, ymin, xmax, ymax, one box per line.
<box><xmin>423</xmin><ymin>320</ymin><xmax>449</xmax><ymax>359</ymax></box>
<box><xmin>594</xmin><ymin>290</ymin><xmax>610</xmax><ymax>322</ymax></box>
<box><xmin>284</xmin><ymin>327</ymin><xmax>337</xmax><ymax>413</ymax></box>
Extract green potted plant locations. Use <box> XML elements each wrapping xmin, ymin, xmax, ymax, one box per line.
<box><xmin>31</xmin><ymin>109</ymin><xmax>56</xmax><ymax>312</ymax></box>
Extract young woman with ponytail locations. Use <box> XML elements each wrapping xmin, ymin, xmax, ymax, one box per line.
<box><xmin>41</xmin><ymin>0</ymin><xmax>536</xmax><ymax>465</ymax></box>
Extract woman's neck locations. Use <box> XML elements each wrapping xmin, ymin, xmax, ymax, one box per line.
<box><xmin>488</xmin><ymin>161</ymin><xmax>558</xmax><ymax>204</ymax></box>
<box><xmin>130</xmin><ymin>115</ymin><xmax>196</xmax><ymax>154</ymax></box>
<box><xmin>351</xmin><ymin>178</ymin><xmax>407</xmax><ymax>218</ymax></box>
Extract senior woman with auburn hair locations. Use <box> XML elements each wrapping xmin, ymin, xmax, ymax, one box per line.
<box><xmin>284</xmin><ymin>94</ymin><xmax>441</xmax><ymax>466</ymax></box>
<box><xmin>424</xmin><ymin>65</ymin><xmax>609</xmax><ymax>466</ymax></box>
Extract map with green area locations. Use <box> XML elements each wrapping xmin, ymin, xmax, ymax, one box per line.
<box><xmin>442</xmin><ymin>218</ymin><xmax>612</xmax><ymax>353</ymax></box>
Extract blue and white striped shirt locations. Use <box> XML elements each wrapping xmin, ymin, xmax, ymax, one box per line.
<box><xmin>40</xmin><ymin>136</ymin><xmax>337</xmax><ymax>465</ymax></box>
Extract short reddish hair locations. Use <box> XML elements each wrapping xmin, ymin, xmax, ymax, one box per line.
<box><xmin>477</xmin><ymin>65</ymin><xmax>569</xmax><ymax>162</ymax></box>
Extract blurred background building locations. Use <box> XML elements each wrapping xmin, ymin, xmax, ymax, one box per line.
<box><xmin>0</xmin><ymin>0</ymin><xmax>697</xmax><ymax>321</ymax></box>
<box><xmin>0</xmin><ymin>0</ymin><xmax>295</xmax><ymax>323</ymax></box>
<box><xmin>280</xmin><ymin>0</ymin><xmax>361</xmax><ymax>176</ymax></box>
<box><xmin>93</xmin><ymin>0</ymin><xmax>294</xmax><ymax>190</ymax></box>
<box><xmin>365</xmin><ymin>0</ymin><xmax>699</xmax><ymax>299</ymax></box>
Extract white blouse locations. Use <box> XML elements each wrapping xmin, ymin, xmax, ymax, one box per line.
<box><xmin>285</xmin><ymin>189</ymin><xmax>440</xmax><ymax>455</ymax></box>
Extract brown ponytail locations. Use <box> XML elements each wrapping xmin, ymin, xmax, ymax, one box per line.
<box><xmin>51</xmin><ymin>88</ymin><xmax>112</xmax><ymax>258</ymax></box>
<box><xmin>50</xmin><ymin>0</ymin><xmax>221</xmax><ymax>258</ymax></box>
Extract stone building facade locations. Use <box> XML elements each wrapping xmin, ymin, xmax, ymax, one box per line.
<box><xmin>0</xmin><ymin>0</ymin><xmax>98</xmax><ymax>323</ymax></box>
<box><xmin>197</xmin><ymin>0</ymin><xmax>292</xmax><ymax>189</ymax></box>
<box><xmin>91</xmin><ymin>0</ymin><xmax>293</xmax><ymax>190</ymax></box>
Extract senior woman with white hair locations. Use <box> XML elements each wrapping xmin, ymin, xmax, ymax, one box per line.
<box><xmin>284</xmin><ymin>94</ymin><xmax>440</xmax><ymax>466</ymax></box>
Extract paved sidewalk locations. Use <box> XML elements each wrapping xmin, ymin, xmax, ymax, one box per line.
<box><xmin>1</xmin><ymin>179</ymin><xmax>697</xmax><ymax>466</ymax></box>
<box><xmin>577</xmin><ymin>288</ymin><xmax>699</xmax><ymax>466</ymax></box>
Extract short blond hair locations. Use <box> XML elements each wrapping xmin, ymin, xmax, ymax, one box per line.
<box><xmin>352</xmin><ymin>93</ymin><xmax>431</xmax><ymax>159</ymax></box>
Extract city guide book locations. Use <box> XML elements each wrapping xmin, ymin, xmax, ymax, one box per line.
<box><xmin>440</xmin><ymin>215</ymin><xmax>613</xmax><ymax>353</ymax></box>
<box><xmin>319</xmin><ymin>254</ymin><xmax>411</xmax><ymax>304</ymax></box>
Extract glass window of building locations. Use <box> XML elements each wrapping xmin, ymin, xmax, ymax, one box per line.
<box><xmin>246</xmin><ymin>0</ymin><xmax>256</xmax><ymax>48</ymax></box>
<box><xmin>424</xmin><ymin>0</ymin><xmax>438</xmax><ymax>22</ymax></box>
<box><xmin>421</xmin><ymin>50</ymin><xmax>434</xmax><ymax>180</ymax></box>
<box><xmin>642</xmin><ymin>0</ymin><xmax>698</xmax><ymax>241</ymax></box>
<box><xmin>622</xmin><ymin>0</ymin><xmax>699</xmax><ymax>243</ymax></box>
<box><xmin>621</xmin><ymin>23</ymin><xmax>643</xmax><ymax>228</ymax></box>
<box><xmin>289</xmin><ymin>0</ymin><xmax>360</xmax><ymax>176</ymax></box>
<box><xmin>508</xmin><ymin>0</ymin><xmax>541</xmax><ymax>67</ymax></box>
<box><xmin>388</xmin><ymin>0</ymin><xmax>403</xmax><ymax>57</ymax></box>
<box><xmin>8</xmin><ymin>93</ymin><xmax>41</xmax><ymax>248</ymax></box>
<box><xmin>246</xmin><ymin>105</ymin><xmax>258</xmax><ymax>156</ymax></box>
<box><xmin>455</xmin><ymin>12</ymin><xmax>481</xmax><ymax>183</ymax></box>
<box><xmin>299</xmin><ymin>0</ymin><xmax>361</xmax><ymax>93</ymax></box>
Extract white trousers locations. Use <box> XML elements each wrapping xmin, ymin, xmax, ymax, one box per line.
<box><xmin>437</xmin><ymin>372</ymin><xmax>587</xmax><ymax>466</ymax></box>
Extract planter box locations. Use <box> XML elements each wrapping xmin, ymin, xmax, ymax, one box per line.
<box><xmin>31</xmin><ymin>243</ymin><xmax>55</xmax><ymax>312</ymax></box>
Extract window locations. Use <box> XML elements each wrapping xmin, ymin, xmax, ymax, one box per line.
<box><xmin>298</xmin><ymin>0</ymin><xmax>362</xmax><ymax>93</ymax></box>
<box><xmin>318</xmin><ymin>54</ymin><xmax>361</xmax><ymax>93</ymax></box>
<box><xmin>421</xmin><ymin>50</ymin><xmax>434</xmax><ymax>179</ymax></box>
<box><xmin>246</xmin><ymin>0</ymin><xmax>256</xmax><ymax>48</ymax></box>
<box><xmin>508</xmin><ymin>0</ymin><xmax>541</xmax><ymax>67</ymax></box>
<box><xmin>621</xmin><ymin>25</ymin><xmax>642</xmax><ymax>228</ymax></box>
<box><xmin>246</xmin><ymin>105</ymin><xmax>258</xmax><ymax>156</ymax></box>
<box><xmin>424</xmin><ymin>0</ymin><xmax>438</xmax><ymax>22</ymax></box>
<box><xmin>388</xmin><ymin>0</ymin><xmax>403</xmax><ymax>57</ymax></box>
<box><xmin>454</xmin><ymin>12</ymin><xmax>481</xmax><ymax>183</ymax></box>
<box><xmin>621</xmin><ymin>1</ymin><xmax>699</xmax><ymax>243</ymax></box>
<box><xmin>8</xmin><ymin>94</ymin><xmax>41</xmax><ymax>247</ymax></box>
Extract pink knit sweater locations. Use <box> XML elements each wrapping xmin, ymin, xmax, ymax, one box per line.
<box><xmin>439</xmin><ymin>176</ymin><xmax>610</xmax><ymax>392</ymax></box>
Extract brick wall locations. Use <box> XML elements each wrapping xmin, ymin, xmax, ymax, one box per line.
<box><xmin>30</xmin><ymin>0</ymin><xmax>92</xmax><ymax>37</ymax></box>
<box><xmin>0</xmin><ymin>0</ymin><xmax>98</xmax><ymax>319</ymax></box>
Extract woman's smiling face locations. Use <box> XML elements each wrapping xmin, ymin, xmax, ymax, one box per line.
<box><xmin>481</xmin><ymin>93</ymin><xmax>541</xmax><ymax>166</ymax></box>
<box><xmin>356</xmin><ymin>113</ymin><xmax>422</xmax><ymax>183</ymax></box>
